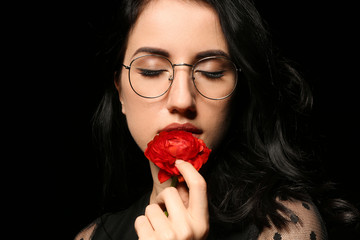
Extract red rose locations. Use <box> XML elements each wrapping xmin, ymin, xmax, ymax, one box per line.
<box><xmin>144</xmin><ymin>130</ymin><xmax>211</xmax><ymax>183</ymax></box>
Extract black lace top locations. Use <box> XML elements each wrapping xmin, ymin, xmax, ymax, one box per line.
<box><xmin>77</xmin><ymin>192</ymin><xmax>327</xmax><ymax>240</ymax></box>
<box><xmin>85</xmin><ymin>191</ymin><xmax>259</xmax><ymax>240</ymax></box>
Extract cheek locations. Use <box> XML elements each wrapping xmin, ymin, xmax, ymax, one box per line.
<box><xmin>211</xmin><ymin>113</ymin><xmax>231</xmax><ymax>148</ymax></box>
<box><xmin>121</xmin><ymin>85</ymin><xmax>160</xmax><ymax>151</ymax></box>
<box><xmin>201</xmin><ymin>100</ymin><xmax>232</xmax><ymax>149</ymax></box>
<box><xmin>125</xmin><ymin>110</ymin><xmax>158</xmax><ymax>151</ymax></box>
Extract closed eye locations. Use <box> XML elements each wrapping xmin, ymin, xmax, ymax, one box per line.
<box><xmin>196</xmin><ymin>70</ymin><xmax>225</xmax><ymax>79</ymax></box>
<box><xmin>137</xmin><ymin>68</ymin><xmax>168</xmax><ymax>77</ymax></box>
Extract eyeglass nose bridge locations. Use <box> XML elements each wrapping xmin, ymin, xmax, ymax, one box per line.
<box><xmin>169</xmin><ymin>63</ymin><xmax>194</xmax><ymax>81</ymax></box>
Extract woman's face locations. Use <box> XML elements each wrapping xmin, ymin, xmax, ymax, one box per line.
<box><xmin>116</xmin><ymin>0</ymin><xmax>233</xmax><ymax>152</ymax></box>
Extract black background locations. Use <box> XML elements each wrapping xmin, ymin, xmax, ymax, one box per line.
<box><xmin>8</xmin><ymin>1</ymin><xmax>359</xmax><ymax>239</ymax></box>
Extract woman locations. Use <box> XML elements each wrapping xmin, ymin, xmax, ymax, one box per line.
<box><xmin>76</xmin><ymin>0</ymin><xmax>359</xmax><ymax>239</ymax></box>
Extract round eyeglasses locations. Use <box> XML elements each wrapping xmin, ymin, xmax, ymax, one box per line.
<box><xmin>122</xmin><ymin>54</ymin><xmax>240</xmax><ymax>100</ymax></box>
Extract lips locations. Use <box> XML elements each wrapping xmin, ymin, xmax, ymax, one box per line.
<box><xmin>160</xmin><ymin>123</ymin><xmax>202</xmax><ymax>135</ymax></box>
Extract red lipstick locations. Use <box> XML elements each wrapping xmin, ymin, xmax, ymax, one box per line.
<box><xmin>160</xmin><ymin>123</ymin><xmax>202</xmax><ymax>135</ymax></box>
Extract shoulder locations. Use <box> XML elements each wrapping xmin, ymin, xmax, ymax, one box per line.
<box><xmin>74</xmin><ymin>222</ymin><xmax>97</xmax><ymax>240</ymax></box>
<box><xmin>258</xmin><ymin>199</ymin><xmax>328</xmax><ymax>240</ymax></box>
<box><xmin>73</xmin><ymin>210</ymin><xmax>136</xmax><ymax>240</ymax></box>
<box><xmin>73</xmin><ymin>212</ymin><xmax>129</xmax><ymax>240</ymax></box>
<box><xmin>74</xmin><ymin>192</ymin><xmax>151</xmax><ymax>240</ymax></box>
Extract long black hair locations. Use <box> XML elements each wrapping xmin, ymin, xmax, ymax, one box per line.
<box><xmin>90</xmin><ymin>0</ymin><xmax>359</xmax><ymax>234</ymax></box>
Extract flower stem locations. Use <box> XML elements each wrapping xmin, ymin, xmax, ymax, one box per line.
<box><xmin>170</xmin><ymin>176</ymin><xmax>178</xmax><ymax>187</ymax></box>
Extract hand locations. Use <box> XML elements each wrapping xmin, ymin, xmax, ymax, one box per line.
<box><xmin>135</xmin><ymin>160</ymin><xmax>209</xmax><ymax>240</ymax></box>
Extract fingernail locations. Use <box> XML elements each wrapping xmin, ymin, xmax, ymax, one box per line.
<box><xmin>175</xmin><ymin>159</ymin><xmax>184</xmax><ymax>165</ymax></box>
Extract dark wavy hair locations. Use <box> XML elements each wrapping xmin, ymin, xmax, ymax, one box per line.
<box><xmin>90</xmin><ymin>0</ymin><xmax>359</xmax><ymax>234</ymax></box>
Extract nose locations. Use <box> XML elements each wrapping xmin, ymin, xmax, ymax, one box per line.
<box><xmin>166</xmin><ymin>65</ymin><xmax>196</xmax><ymax>117</ymax></box>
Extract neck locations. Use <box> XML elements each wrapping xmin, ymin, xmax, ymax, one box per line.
<box><xmin>149</xmin><ymin>161</ymin><xmax>172</xmax><ymax>204</ymax></box>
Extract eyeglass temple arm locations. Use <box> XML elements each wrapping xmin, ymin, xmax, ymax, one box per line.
<box><xmin>122</xmin><ymin>64</ymin><xmax>130</xmax><ymax>70</ymax></box>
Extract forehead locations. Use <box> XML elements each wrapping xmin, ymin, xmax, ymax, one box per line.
<box><xmin>125</xmin><ymin>0</ymin><xmax>228</xmax><ymax>60</ymax></box>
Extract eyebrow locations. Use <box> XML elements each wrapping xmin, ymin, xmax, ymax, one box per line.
<box><xmin>131</xmin><ymin>47</ymin><xmax>230</xmax><ymax>61</ymax></box>
<box><xmin>195</xmin><ymin>50</ymin><xmax>230</xmax><ymax>60</ymax></box>
<box><xmin>132</xmin><ymin>47</ymin><xmax>170</xmax><ymax>58</ymax></box>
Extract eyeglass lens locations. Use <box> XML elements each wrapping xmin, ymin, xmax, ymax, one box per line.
<box><xmin>128</xmin><ymin>55</ymin><xmax>237</xmax><ymax>99</ymax></box>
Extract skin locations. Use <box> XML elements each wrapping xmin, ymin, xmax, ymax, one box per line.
<box><xmin>114</xmin><ymin>0</ymin><xmax>233</xmax><ymax>239</ymax></box>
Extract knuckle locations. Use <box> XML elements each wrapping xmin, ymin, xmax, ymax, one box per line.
<box><xmin>164</xmin><ymin>186</ymin><xmax>178</xmax><ymax>195</ymax></box>
<box><xmin>191</xmin><ymin>177</ymin><xmax>207</xmax><ymax>191</ymax></box>
<box><xmin>156</xmin><ymin>187</ymin><xmax>178</xmax><ymax>203</ymax></box>
<box><xmin>134</xmin><ymin>215</ymin><xmax>152</xmax><ymax>235</ymax></box>
<box><xmin>176</xmin><ymin>225</ymin><xmax>193</xmax><ymax>239</ymax></box>
<box><xmin>145</xmin><ymin>204</ymin><xmax>159</xmax><ymax>215</ymax></box>
<box><xmin>195</xmin><ymin>222</ymin><xmax>209</xmax><ymax>238</ymax></box>
<box><xmin>134</xmin><ymin>215</ymin><xmax>146</xmax><ymax>227</ymax></box>
<box><xmin>161</xmin><ymin>230</ymin><xmax>176</xmax><ymax>240</ymax></box>
<box><xmin>135</xmin><ymin>215</ymin><xmax>146</xmax><ymax>223</ymax></box>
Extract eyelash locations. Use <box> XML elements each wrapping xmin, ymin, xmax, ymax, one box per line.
<box><xmin>196</xmin><ymin>70</ymin><xmax>225</xmax><ymax>79</ymax></box>
<box><xmin>138</xmin><ymin>69</ymin><xmax>167</xmax><ymax>77</ymax></box>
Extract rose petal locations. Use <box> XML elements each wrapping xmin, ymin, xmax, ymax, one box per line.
<box><xmin>144</xmin><ymin>130</ymin><xmax>211</xmax><ymax>183</ymax></box>
<box><xmin>158</xmin><ymin>169</ymin><xmax>172</xmax><ymax>183</ymax></box>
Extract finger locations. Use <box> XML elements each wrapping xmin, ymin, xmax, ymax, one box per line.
<box><xmin>144</xmin><ymin>203</ymin><xmax>172</xmax><ymax>232</ymax></box>
<box><xmin>134</xmin><ymin>215</ymin><xmax>154</xmax><ymax>238</ymax></box>
<box><xmin>156</xmin><ymin>187</ymin><xmax>196</xmax><ymax>239</ymax></box>
<box><xmin>156</xmin><ymin>187</ymin><xmax>188</xmax><ymax>220</ymax></box>
<box><xmin>175</xmin><ymin>160</ymin><xmax>208</xmax><ymax>218</ymax></box>
<box><xmin>176</xmin><ymin>182</ymin><xmax>189</xmax><ymax>208</ymax></box>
